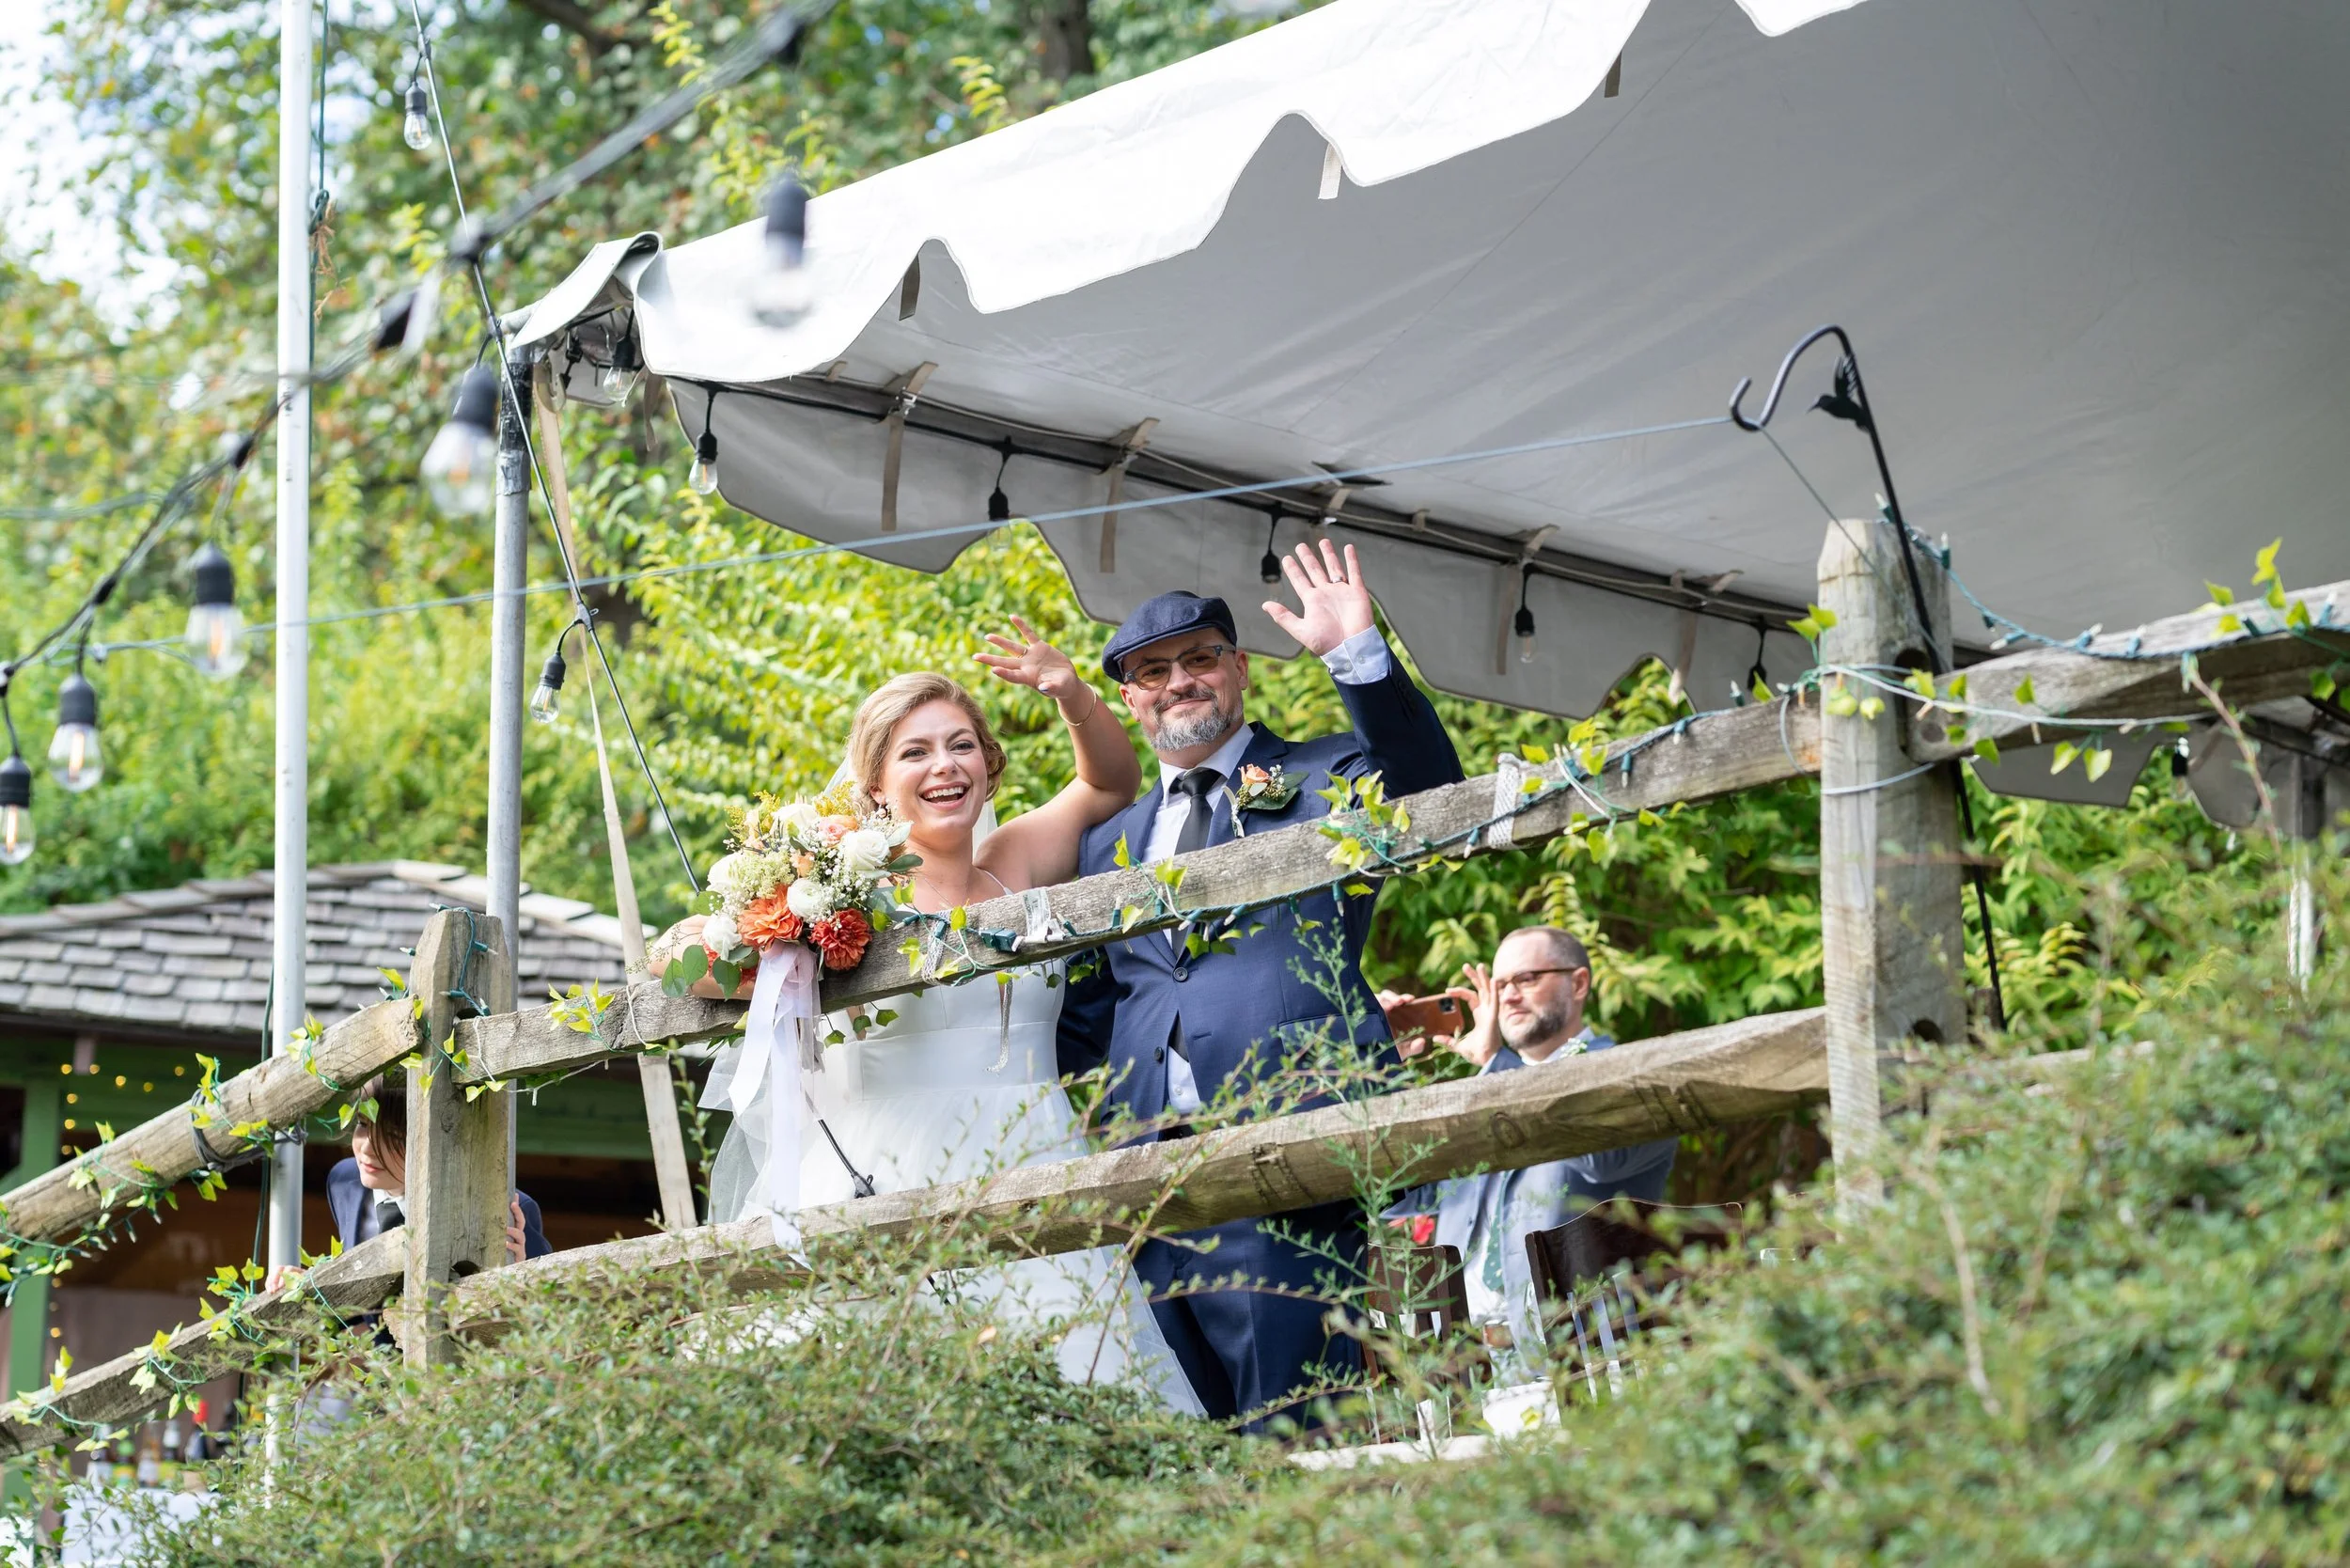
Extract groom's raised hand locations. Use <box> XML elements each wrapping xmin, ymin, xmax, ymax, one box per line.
<box><xmin>1263</xmin><ymin>539</ymin><xmax>1376</xmax><ymax>657</ymax></box>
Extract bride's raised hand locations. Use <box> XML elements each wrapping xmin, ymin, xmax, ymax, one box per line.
<box><xmin>974</xmin><ymin>617</ymin><xmax>1086</xmax><ymax>704</ymax></box>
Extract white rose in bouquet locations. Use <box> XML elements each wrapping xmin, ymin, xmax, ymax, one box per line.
<box><xmin>785</xmin><ymin>877</ymin><xmax>832</xmax><ymax>922</ymax></box>
<box><xmin>700</xmin><ymin>910</ymin><xmax>743</xmax><ymax>958</ymax></box>
<box><xmin>772</xmin><ymin>801</ymin><xmax>822</xmax><ymax>845</ymax></box>
<box><xmin>707</xmin><ymin>852</ymin><xmax>754</xmax><ymax>902</ymax></box>
<box><xmin>837</xmin><ymin>827</ymin><xmax>892</xmax><ymax>879</ymax></box>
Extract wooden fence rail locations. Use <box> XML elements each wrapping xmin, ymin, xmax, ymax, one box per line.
<box><xmin>0</xmin><ymin>1231</ymin><xmax>406</xmax><ymax>1463</ymax></box>
<box><xmin>0</xmin><ymin>1007</ymin><xmax>1826</xmax><ymax>1455</ymax></box>
<box><xmin>1</xmin><ymin>525</ymin><xmax>2341</xmax><ymax>1455</ymax></box>
<box><xmin>0</xmin><ymin>999</ymin><xmax>419</xmax><ymax>1250</ymax></box>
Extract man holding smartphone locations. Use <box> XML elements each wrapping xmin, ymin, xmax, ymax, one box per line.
<box><xmin>1384</xmin><ymin>927</ymin><xmax>1679</xmax><ymax>1362</ymax></box>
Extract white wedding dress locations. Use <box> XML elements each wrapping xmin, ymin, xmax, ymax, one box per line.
<box><xmin>703</xmin><ymin>958</ymin><xmax>1203</xmax><ymax>1416</ymax></box>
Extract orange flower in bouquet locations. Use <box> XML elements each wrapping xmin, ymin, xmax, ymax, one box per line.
<box><xmin>737</xmin><ymin>893</ymin><xmax>804</xmax><ymax>949</ymax></box>
<box><xmin>810</xmin><ymin>909</ymin><xmax>873</xmax><ymax>971</ymax></box>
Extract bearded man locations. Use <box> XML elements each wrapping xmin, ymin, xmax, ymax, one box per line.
<box><xmin>1056</xmin><ymin>541</ymin><xmax>1464</xmax><ymax>1429</ymax></box>
<box><xmin>1386</xmin><ymin>925</ymin><xmax>1678</xmax><ymax>1369</ymax></box>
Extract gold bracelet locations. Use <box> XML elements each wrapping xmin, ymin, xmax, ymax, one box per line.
<box><xmin>1060</xmin><ymin>687</ymin><xmax>1101</xmax><ymax>726</ymax></box>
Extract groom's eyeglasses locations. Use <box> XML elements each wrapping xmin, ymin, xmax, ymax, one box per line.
<box><xmin>1120</xmin><ymin>643</ymin><xmax>1236</xmax><ymax>692</ymax></box>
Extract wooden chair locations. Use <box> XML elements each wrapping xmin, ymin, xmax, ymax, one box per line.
<box><xmin>1523</xmin><ymin>1200</ymin><xmax>1742</xmax><ymax>1400</ymax></box>
<box><xmin>1352</xmin><ymin>1242</ymin><xmax>1486</xmax><ymax>1443</ymax></box>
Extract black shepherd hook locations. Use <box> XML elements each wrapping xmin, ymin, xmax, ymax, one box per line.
<box><xmin>1734</xmin><ymin>324</ymin><xmax>2009</xmax><ymax>1031</ymax></box>
<box><xmin>1729</xmin><ymin>324</ymin><xmax>1935</xmax><ymax>666</ymax></box>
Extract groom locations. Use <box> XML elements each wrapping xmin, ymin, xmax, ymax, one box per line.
<box><xmin>1058</xmin><ymin>540</ymin><xmax>1464</xmax><ymax>1428</ymax></box>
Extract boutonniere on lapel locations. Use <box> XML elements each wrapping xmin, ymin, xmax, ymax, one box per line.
<box><xmin>1226</xmin><ymin>763</ymin><xmax>1300</xmax><ymax>834</ymax></box>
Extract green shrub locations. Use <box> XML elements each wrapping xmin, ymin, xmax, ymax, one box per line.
<box><xmin>140</xmin><ymin>1246</ymin><xmax>1252</xmax><ymax>1567</ymax></box>
<box><xmin>1061</xmin><ymin>878</ymin><xmax>2350</xmax><ymax>1566</ymax></box>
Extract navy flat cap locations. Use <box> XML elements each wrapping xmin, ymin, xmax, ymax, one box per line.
<box><xmin>1101</xmin><ymin>591</ymin><xmax>1239</xmax><ymax>680</ymax></box>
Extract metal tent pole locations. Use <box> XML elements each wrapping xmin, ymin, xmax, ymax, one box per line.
<box><xmin>267</xmin><ymin>0</ymin><xmax>313</xmax><ymax>1279</ymax></box>
<box><xmin>488</xmin><ymin>351</ymin><xmax>533</xmax><ymax>1187</ymax></box>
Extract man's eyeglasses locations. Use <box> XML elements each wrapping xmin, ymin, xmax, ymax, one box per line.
<box><xmin>1493</xmin><ymin>966</ymin><xmax>1582</xmax><ymax>996</ymax></box>
<box><xmin>1120</xmin><ymin>642</ymin><xmax>1237</xmax><ymax>692</ymax></box>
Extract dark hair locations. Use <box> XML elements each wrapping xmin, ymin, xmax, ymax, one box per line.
<box><xmin>1506</xmin><ymin>925</ymin><xmax>1591</xmax><ymax>974</ymax></box>
<box><xmin>351</xmin><ymin>1072</ymin><xmax>407</xmax><ymax>1156</ymax></box>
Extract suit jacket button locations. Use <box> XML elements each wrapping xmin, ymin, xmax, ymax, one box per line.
<box><xmin>1172</xmin><ymin>966</ymin><xmax>1189</xmax><ymax>982</ymax></box>
<box><xmin>1154</xmin><ymin>1046</ymin><xmax>1166</xmax><ymax>1062</ymax></box>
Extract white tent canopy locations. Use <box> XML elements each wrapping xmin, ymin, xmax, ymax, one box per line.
<box><xmin>514</xmin><ymin>0</ymin><xmax>2350</xmax><ymax>741</ymax></box>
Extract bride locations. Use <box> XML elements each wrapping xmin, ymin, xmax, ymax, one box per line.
<box><xmin>650</xmin><ymin>620</ymin><xmax>1201</xmax><ymax>1414</ymax></box>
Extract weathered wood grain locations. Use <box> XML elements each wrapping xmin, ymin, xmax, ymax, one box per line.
<box><xmin>0</xmin><ymin>1229</ymin><xmax>407</xmax><ymax>1461</ymax></box>
<box><xmin>455</xmin><ymin>699</ymin><xmax>1824</xmax><ymax>1081</ymax></box>
<box><xmin>450</xmin><ymin>1008</ymin><xmax>1827</xmax><ymax>1326</ymax></box>
<box><xmin>1816</xmin><ymin>522</ymin><xmax>1963</xmax><ymax>1213</ymax></box>
<box><xmin>1913</xmin><ymin>579</ymin><xmax>2350</xmax><ymax>759</ymax></box>
<box><xmin>0</xmin><ymin>998</ymin><xmax>417</xmax><ymax>1247</ymax></box>
<box><xmin>405</xmin><ymin>913</ymin><xmax>515</xmax><ymax>1368</ymax></box>
<box><xmin>458</xmin><ymin>989</ymin><xmax>748</xmax><ymax>1080</ymax></box>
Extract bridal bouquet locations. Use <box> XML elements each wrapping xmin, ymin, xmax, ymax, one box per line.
<box><xmin>662</xmin><ymin>784</ymin><xmax>918</xmax><ymax>996</ymax></box>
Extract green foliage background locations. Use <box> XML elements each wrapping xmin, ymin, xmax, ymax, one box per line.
<box><xmin>1</xmin><ymin>0</ymin><xmax>2266</xmax><ymax>1058</ymax></box>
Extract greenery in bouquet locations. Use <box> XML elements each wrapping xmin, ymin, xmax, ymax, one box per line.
<box><xmin>663</xmin><ymin>782</ymin><xmax>920</xmax><ymax>994</ymax></box>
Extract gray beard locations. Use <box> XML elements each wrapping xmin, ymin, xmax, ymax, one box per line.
<box><xmin>1500</xmin><ymin>1000</ymin><xmax>1574</xmax><ymax>1054</ymax></box>
<box><xmin>1152</xmin><ymin>700</ymin><xmax>1243</xmax><ymax>757</ymax></box>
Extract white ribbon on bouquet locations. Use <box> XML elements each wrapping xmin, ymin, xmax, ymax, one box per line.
<box><xmin>716</xmin><ymin>941</ymin><xmax>822</xmax><ymax>1248</ymax></box>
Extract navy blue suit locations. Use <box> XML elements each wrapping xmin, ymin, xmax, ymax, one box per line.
<box><xmin>1058</xmin><ymin>657</ymin><xmax>1463</xmax><ymax>1427</ymax></box>
<box><xmin>325</xmin><ymin>1157</ymin><xmax>552</xmax><ymax>1259</ymax></box>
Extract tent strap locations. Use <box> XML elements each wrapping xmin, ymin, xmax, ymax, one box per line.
<box><xmin>878</xmin><ymin>361</ymin><xmax>937</xmax><ymax>533</ymax></box>
<box><xmin>1098</xmin><ymin>417</ymin><xmax>1158</xmax><ymax>573</ymax></box>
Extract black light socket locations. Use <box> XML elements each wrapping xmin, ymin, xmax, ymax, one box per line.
<box><xmin>539</xmin><ymin>649</ymin><xmax>568</xmax><ymax>694</ymax></box>
<box><xmin>189</xmin><ymin>541</ymin><xmax>236</xmax><ymax>608</ymax></box>
<box><xmin>447</xmin><ymin>365</ymin><xmax>500</xmax><ymax>435</ymax></box>
<box><xmin>764</xmin><ymin>173</ymin><xmax>808</xmax><ymax>260</ymax></box>
<box><xmin>1512</xmin><ymin>604</ymin><xmax>1536</xmax><ymax>640</ymax></box>
<box><xmin>56</xmin><ymin>674</ymin><xmax>96</xmax><ymax>729</ymax></box>
<box><xmin>0</xmin><ymin>754</ymin><xmax>29</xmax><ymax>811</ymax></box>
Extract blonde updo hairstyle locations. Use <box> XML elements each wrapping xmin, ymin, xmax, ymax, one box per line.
<box><xmin>845</xmin><ymin>672</ymin><xmax>1009</xmax><ymax>811</ymax></box>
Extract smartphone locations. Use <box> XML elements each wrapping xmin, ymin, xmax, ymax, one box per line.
<box><xmin>1386</xmin><ymin>995</ymin><xmax>1465</xmax><ymax>1040</ymax></box>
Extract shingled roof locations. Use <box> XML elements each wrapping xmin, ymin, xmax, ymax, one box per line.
<box><xmin>0</xmin><ymin>862</ymin><xmax>636</xmax><ymax>1043</ymax></box>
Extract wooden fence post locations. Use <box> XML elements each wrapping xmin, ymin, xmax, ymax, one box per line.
<box><xmin>403</xmin><ymin>910</ymin><xmax>515</xmax><ymax>1367</ymax></box>
<box><xmin>1816</xmin><ymin>519</ymin><xmax>1966</xmax><ymax>1210</ymax></box>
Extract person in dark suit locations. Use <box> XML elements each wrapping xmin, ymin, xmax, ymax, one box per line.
<box><xmin>1057</xmin><ymin>541</ymin><xmax>1465</xmax><ymax>1429</ymax></box>
<box><xmin>325</xmin><ymin>1073</ymin><xmax>551</xmax><ymax>1261</ymax></box>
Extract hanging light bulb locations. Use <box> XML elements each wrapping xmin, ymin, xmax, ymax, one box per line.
<box><xmin>986</xmin><ymin>443</ymin><xmax>1013</xmax><ymax>524</ymax></box>
<box><xmin>749</xmin><ymin>172</ymin><xmax>814</xmax><ymax>328</ymax></box>
<box><xmin>529</xmin><ymin>646</ymin><xmax>568</xmax><ymax>726</ymax></box>
<box><xmin>0</xmin><ymin>752</ymin><xmax>33</xmax><ymax>868</ymax></box>
<box><xmin>687</xmin><ymin>391</ymin><xmax>721</xmax><ymax>496</ymax></box>
<box><xmin>47</xmin><ymin>673</ymin><xmax>102</xmax><ymax>792</ymax></box>
<box><xmin>1513</xmin><ymin>569</ymin><xmax>1538</xmax><ymax>666</ymax></box>
<box><xmin>688</xmin><ymin>430</ymin><xmax>720</xmax><ymax>496</ymax></box>
<box><xmin>597</xmin><ymin>331</ymin><xmax>641</xmax><ymax>401</ymax></box>
<box><xmin>402</xmin><ymin>82</ymin><xmax>434</xmax><ymax>151</ymax></box>
<box><xmin>421</xmin><ymin>366</ymin><xmax>500</xmax><ymax>516</ymax></box>
<box><xmin>1259</xmin><ymin>514</ymin><xmax>1283</xmax><ymax>585</ymax></box>
<box><xmin>184</xmin><ymin>542</ymin><xmax>249</xmax><ymax>680</ymax></box>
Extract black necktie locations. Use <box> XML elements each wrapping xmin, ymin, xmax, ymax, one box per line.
<box><xmin>1170</xmin><ymin>767</ymin><xmax>1223</xmax><ymax>856</ymax></box>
